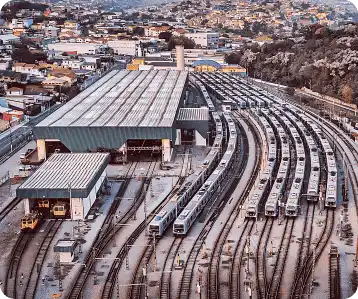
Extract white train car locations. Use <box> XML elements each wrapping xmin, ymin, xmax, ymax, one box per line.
<box><xmin>265</xmin><ymin>111</ymin><xmax>290</xmax><ymax>216</ymax></box>
<box><xmin>173</xmin><ymin>113</ymin><xmax>238</xmax><ymax>236</ymax></box>
<box><xmin>286</xmin><ymin>110</ymin><xmax>321</xmax><ymax>204</ymax></box>
<box><xmin>285</xmin><ymin>115</ymin><xmax>306</xmax><ymax>216</ymax></box>
<box><xmin>246</xmin><ymin>112</ymin><xmax>277</xmax><ymax>218</ymax></box>
<box><xmin>148</xmin><ymin>83</ymin><xmax>223</xmax><ymax>237</ymax></box>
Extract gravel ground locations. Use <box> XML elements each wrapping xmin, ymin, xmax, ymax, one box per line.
<box><xmin>34</xmin><ymin>181</ymin><xmax>122</xmax><ymax>299</ymax></box>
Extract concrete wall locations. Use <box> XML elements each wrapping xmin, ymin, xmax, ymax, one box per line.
<box><xmin>162</xmin><ymin>139</ymin><xmax>172</xmax><ymax>162</ymax></box>
<box><xmin>195</xmin><ymin>130</ymin><xmax>206</xmax><ymax>146</ymax></box>
<box><xmin>70</xmin><ymin>169</ymin><xmax>107</xmax><ymax>220</ymax></box>
<box><xmin>175</xmin><ymin>129</ymin><xmax>181</xmax><ymax>145</ymax></box>
<box><xmin>37</xmin><ymin>139</ymin><xmax>46</xmax><ymax>160</ymax></box>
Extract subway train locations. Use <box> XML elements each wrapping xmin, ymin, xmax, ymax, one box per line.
<box><xmin>173</xmin><ymin>112</ymin><xmax>238</xmax><ymax>235</ymax></box>
<box><xmin>148</xmin><ymin>80</ymin><xmax>223</xmax><ymax>237</ymax></box>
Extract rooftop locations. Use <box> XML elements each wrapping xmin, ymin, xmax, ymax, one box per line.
<box><xmin>17</xmin><ymin>153</ymin><xmax>109</xmax><ymax>199</ymax></box>
<box><xmin>176</xmin><ymin>107</ymin><xmax>209</xmax><ymax>121</ymax></box>
<box><xmin>37</xmin><ymin>70</ymin><xmax>188</xmax><ymax>128</ymax></box>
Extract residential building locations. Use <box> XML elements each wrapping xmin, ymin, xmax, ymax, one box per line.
<box><xmin>6</xmin><ymin>87</ymin><xmax>23</xmax><ymax>96</ymax></box>
<box><xmin>48</xmin><ymin>43</ymin><xmax>106</xmax><ymax>55</ymax></box>
<box><xmin>0</xmin><ymin>70</ymin><xmax>25</xmax><ymax>83</ymax></box>
<box><xmin>0</xmin><ymin>59</ymin><xmax>11</xmax><ymax>70</ymax></box>
<box><xmin>44</xmin><ymin>26</ymin><xmax>60</xmax><ymax>37</ymax></box>
<box><xmin>185</xmin><ymin>32</ymin><xmax>220</xmax><ymax>48</ymax></box>
<box><xmin>108</xmin><ymin>40</ymin><xmax>142</xmax><ymax>56</ymax></box>
<box><xmin>64</xmin><ymin>20</ymin><xmax>80</xmax><ymax>30</ymax></box>
<box><xmin>62</xmin><ymin>59</ymin><xmax>85</xmax><ymax>69</ymax></box>
<box><xmin>0</xmin><ymin>34</ymin><xmax>20</xmax><ymax>45</ymax></box>
<box><xmin>12</xmin><ymin>63</ymin><xmax>45</xmax><ymax>77</ymax></box>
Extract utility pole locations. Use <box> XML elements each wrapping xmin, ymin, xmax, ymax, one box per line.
<box><xmin>153</xmin><ymin>232</ymin><xmax>157</xmax><ymax>272</ymax></box>
<box><xmin>143</xmin><ymin>262</ymin><xmax>148</xmax><ymax>299</ymax></box>
<box><xmin>125</xmin><ymin>237</ymin><xmax>129</xmax><ymax>270</ymax></box>
<box><xmin>8</xmin><ymin>120</ymin><xmax>13</xmax><ymax>152</ymax></box>
<box><xmin>93</xmin><ymin>248</ymin><xmax>98</xmax><ymax>285</ymax></box>
<box><xmin>340</xmin><ymin>208</ymin><xmax>344</xmax><ymax>239</ymax></box>
<box><xmin>246</xmin><ymin>236</ymin><xmax>250</xmax><ymax>278</ymax></box>
<box><xmin>319</xmin><ymin>184</ymin><xmax>323</xmax><ymax>216</ymax></box>
<box><xmin>355</xmin><ymin>236</ymin><xmax>358</xmax><ymax>267</ymax></box>
<box><xmin>311</xmin><ymin>248</ymin><xmax>316</xmax><ymax>294</ymax></box>
<box><xmin>144</xmin><ymin>194</ymin><xmax>148</xmax><ymax>236</ymax></box>
<box><xmin>77</xmin><ymin>220</ymin><xmax>82</xmax><ymax>254</ymax></box>
<box><xmin>344</xmin><ymin>163</ymin><xmax>349</xmax><ymax>201</ymax></box>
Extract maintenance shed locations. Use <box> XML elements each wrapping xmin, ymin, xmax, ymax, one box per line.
<box><xmin>17</xmin><ymin>153</ymin><xmax>110</xmax><ymax>220</ymax></box>
<box><xmin>34</xmin><ymin>70</ymin><xmax>189</xmax><ymax>163</ymax></box>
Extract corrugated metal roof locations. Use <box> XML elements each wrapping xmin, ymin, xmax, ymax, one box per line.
<box><xmin>36</xmin><ymin>70</ymin><xmax>188</xmax><ymax>129</ymax></box>
<box><xmin>17</xmin><ymin>153</ymin><xmax>109</xmax><ymax>198</ymax></box>
<box><xmin>176</xmin><ymin>108</ymin><xmax>209</xmax><ymax>121</ymax></box>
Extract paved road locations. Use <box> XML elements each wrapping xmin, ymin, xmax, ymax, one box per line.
<box><xmin>0</xmin><ymin>104</ymin><xmax>62</xmax><ymax>164</ymax></box>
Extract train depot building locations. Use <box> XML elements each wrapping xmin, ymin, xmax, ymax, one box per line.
<box><xmin>32</xmin><ymin>70</ymin><xmax>209</xmax><ymax>163</ymax></box>
<box><xmin>16</xmin><ymin>153</ymin><xmax>110</xmax><ymax>220</ymax></box>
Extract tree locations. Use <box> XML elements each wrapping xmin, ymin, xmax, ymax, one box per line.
<box><xmin>132</xmin><ymin>27</ymin><xmax>145</xmax><ymax>37</ymax></box>
<box><xmin>340</xmin><ymin>85</ymin><xmax>353</xmax><ymax>104</ymax></box>
<box><xmin>158</xmin><ymin>31</ymin><xmax>172</xmax><ymax>42</ymax></box>
<box><xmin>12</xmin><ymin>47</ymin><xmax>47</xmax><ymax>64</ymax></box>
<box><xmin>225</xmin><ymin>52</ymin><xmax>241</xmax><ymax>64</ymax></box>
<box><xmin>201</xmin><ymin>19</ymin><xmax>209</xmax><ymax>26</ymax></box>
<box><xmin>168</xmin><ymin>36</ymin><xmax>196</xmax><ymax>50</ymax></box>
<box><xmin>217</xmin><ymin>23</ymin><xmax>223</xmax><ymax>29</ymax></box>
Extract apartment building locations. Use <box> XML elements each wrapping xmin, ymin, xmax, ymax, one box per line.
<box><xmin>185</xmin><ymin>32</ymin><xmax>220</xmax><ymax>48</ymax></box>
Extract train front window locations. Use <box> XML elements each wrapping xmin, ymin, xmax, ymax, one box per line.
<box><xmin>27</xmin><ymin>220</ymin><xmax>33</xmax><ymax>224</ymax></box>
<box><xmin>174</xmin><ymin>224</ymin><xmax>184</xmax><ymax>228</ymax></box>
<box><xmin>150</xmin><ymin>225</ymin><xmax>159</xmax><ymax>232</ymax></box>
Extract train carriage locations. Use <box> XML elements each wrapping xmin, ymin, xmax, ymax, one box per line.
<box><xmin>149</xmin><ymin>80</ymin><xmax>223</xmax><ymax>237</ymax></box>
<box><xmin>173</xmin><ymin>113</ymin><xmax>238</xmax><ymax>236</ymax></box>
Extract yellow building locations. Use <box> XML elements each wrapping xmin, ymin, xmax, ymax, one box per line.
<box><xmin>192</xmin><ymin>60</ymin><xmax>247</xmax><ymax>76</ymax></box>
<box><xmin>127</xmin><ymin>64</ymin><xmax>140</xmax><ymax>71</ymax></box>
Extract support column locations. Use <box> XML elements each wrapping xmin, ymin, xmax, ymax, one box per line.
<box><xmin>162</xmin><ymin>139</ymin><xmax>172</xmax><ymax>163</ymax></box>
<box><xmin>195</xmin><ymin>130</ymin><xmax>206</xmax><ymax>146</ymax></box>
<box><xmin>70</xmin><ymin>198</ymin><xmax>84</xmax><ymax>220</ymax></box>
<box><xmin>120</xmin><ymin>143</ymin><xmax>127</xmax><ymax>163</ymax></box>
<box><xmin>24</xmin><ymin>198</ymin><xmax>30</xmax><ymax>214</ymax></box>
<box><xmin>37</xmin><ymin>139</ymin><xmax>46</xmax><ymax>161</ymax></box>
<box><xmin>175</xmin><ymin>129</ymin><xmax>181</xmax><ymax>145</ymax></box>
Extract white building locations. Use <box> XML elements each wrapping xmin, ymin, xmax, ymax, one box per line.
<box><xmin>12</xmin><ymin>63</ymin><xmax>45</xmax><ymax>77</ymax></box>
<box><xmin>48</xmin><ymin>43</ymin><xmax>106</xmax><ymax>55</ymax></box>
<box><xmin>62</xmin><ymin>59</ymin><xmax>85</xmax><ymax>69</ymax></box>
<box><xmin>108</xmin><ymin>40</ymin><xmax>142</xmax><ymax>56</ymax></box>
<box><xmin>185</xmin><ymin>32</ymin><xmax>220</xmax><ymax>48</ymax></box>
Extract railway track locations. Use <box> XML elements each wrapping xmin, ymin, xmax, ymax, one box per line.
<box><xmin>329</xmin><ymin>247</ymin><xmax>341</xmax><ymax>299</ymax></box>
<box><xmin>67</xmin><ymin>161</ymin><xmax>142</xmax><ymax>299</ymax></box>
<box><xmin>267</xmin><ymin>218</ymin><xmax>295</xmax><ymax>299</ymax></box>
<box><xmin>291</xmin><ymin>203</ymin><xmax>315</xmax><ymax>289</ymax></box>
<box><xmin>206</xmin><ymin>115</ymin><xmax>251</xmax><ymax>299</ymax></box>
<box><xmin>289</xmin><ymin>209</ymin><xmax>335</xmax><ymax>299</ymax></box>
<box><xmin>0</xmin><ymin>197</ymin><xmax>22</xmax><ymax>223</ymax></box>
<box><xmin>229</xmin><ymin>220</ymin><xmax>254</xmax><ymax>299</ymax></box>
<box><xmin>255</xmin><ymin>217</ymin><xmax>274</xmax><ymax>299</ymax></box>
<box><xmin>159</xmin><ymin>237</ymin><xmax>183</xmax><ymax>299</ymax></box>
<box><xmin>23</xmin><ymin>219</ymin><xmax>63</xmax><ymax>299</ymax></box>
<box><xmin>4</xmin><ymin>232</ymin><xmax>32</xmax><ymax>298</ymax></box>
<box><xmin>175</xmin><ymin>119</ymin><xmax>246</xmax><ymax>299</ymax></box>
<box><xmin>226</xmin><ymin>114</ymin><xmax>263</xmax><ymax>299</ymax></box>
<box><xmin>102</xmin><ymin>164</ymin><xmax>186</xmax><ymax>299</ymax></box>
<box><xmin>173</xmin><ymin>114</ymin><xmax>257</xmax><ymax>299</ymax></box>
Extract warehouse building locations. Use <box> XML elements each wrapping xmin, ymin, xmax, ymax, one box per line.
<box><xmin>17</xmin><ymin>153</ymin><xmax>110</xmax><ymax>220</ymax></box>
<box><xmin>34</xmin><ymin>69</ymin><xmax>193</xmax><ymax>163</ymax></box>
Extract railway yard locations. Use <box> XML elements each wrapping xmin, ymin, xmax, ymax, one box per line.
<box><xmin>0</xmin><ymin>70</ymin><xmax>358</xmax><ymax>299</ymax></box>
